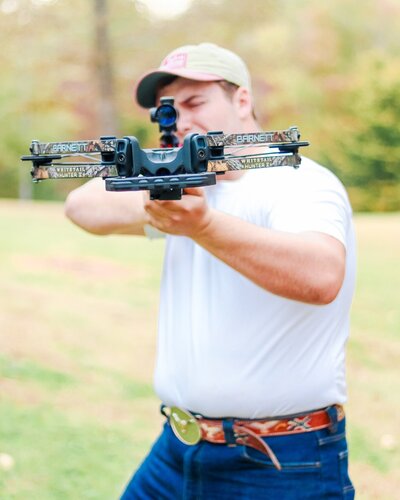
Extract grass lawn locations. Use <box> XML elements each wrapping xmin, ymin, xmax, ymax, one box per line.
<box><xmin>0</xmin><ymin>200</ymin><xmax>399</xmax><ymax>499</ymax></box>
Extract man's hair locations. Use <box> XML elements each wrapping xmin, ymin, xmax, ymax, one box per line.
<box><xmin>217</xmin><ymin>81</ymin><xmax>257</xmax><ymax>120</ymax></box>
<box><xmin>217</xmin><ymin>80</ymin><xmax>239</xmax><ymax>98</ymax></box>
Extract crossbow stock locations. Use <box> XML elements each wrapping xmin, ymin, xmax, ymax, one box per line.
<box><xmin>21</xmin><ymin>98</ymin><xmax>309</xmax><ymax>200</ymax></box>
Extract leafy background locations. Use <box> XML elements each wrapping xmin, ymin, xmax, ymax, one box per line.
<box><xmin>0</xmin><ymin>1</ymin><xmax>399</xmax><ymax>498</ymax></box>
<box><xmin>0</xmin><ymin>0</ymin><xmax>399</xmax><ymax>209</ymax></box>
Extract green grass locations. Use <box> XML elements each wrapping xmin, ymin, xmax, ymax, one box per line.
<box><xmin>0</xmin><ymin>201</ymin><xmax>399</xmax><ymax>499</ymax></box>
<box><xmin>0</xmin><ymin>200</ymin><xmax>164</xmax><ymax>499</ymax></box>
<box><xmin>0</xmin><ymin>402</ymin><xmax>151</xmax><ymax>500</ymax></box>
<box><xmin>343</xmin><ymin>213</ymin><xmax>400</xmax><ymax>498</ymax></box>
<box><xmin>0</xmin><ymin>355</ymin><xmax>74</xmax><ymax>389</ymax></box>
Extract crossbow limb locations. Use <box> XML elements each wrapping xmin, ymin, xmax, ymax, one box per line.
<box><xmin>21</xmin><ymin>127</ymin><xmax>309</xmax><ymax>200</ymax></box>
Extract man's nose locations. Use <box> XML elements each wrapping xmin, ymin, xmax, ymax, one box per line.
<box><xmin>176</xmin><ymin>111</ymin><xmax>192</xmax><ymax>137</ymax></box>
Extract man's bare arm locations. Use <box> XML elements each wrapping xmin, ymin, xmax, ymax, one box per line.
<box><xmin>65</xmin><ymin>179</ymin><xmax>147</xmax><ymax>236</ymax></box>
<box><xmin>193</xmin><ymin>211</ymin><xmax>345</xmax><ymax>305</ymax></box>
<box><xmin>144</xmin><ymin>188</ymin><xmax>346</xmax><ymax>305</ymax></box>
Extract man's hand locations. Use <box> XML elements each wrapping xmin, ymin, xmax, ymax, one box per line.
<box><xmin>143</xmin><ymin>187</ymin><xmax>212</xmax><ymax>238</ymax></box>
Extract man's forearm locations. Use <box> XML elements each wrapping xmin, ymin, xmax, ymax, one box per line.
<box><xmin>65</xmin><ymin>179</ymin><xmax>146</xmax><ymax>236</ymax></box>
<box><xmin>193</xmin><ymin>209</ymin><xmax>346</xmax><ymax>305</ymax></box>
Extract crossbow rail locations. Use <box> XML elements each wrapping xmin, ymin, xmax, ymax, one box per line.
<box><xmin>21</xmin><ymin>127</ymin><xmax>309</xmax><ymax>200</ymax></box>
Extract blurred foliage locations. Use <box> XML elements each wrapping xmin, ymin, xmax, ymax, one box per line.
<box><xmin>321</xmin><ymin>53</ymin><xmax>400</xmax><ymax>211</ymax></box>
<box><xmin>0</xmin><ymin>0</ymin><xmax>399</xmax><ymax>209</ymax></box>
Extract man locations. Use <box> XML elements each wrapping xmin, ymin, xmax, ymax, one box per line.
<box><xmin>65</xmin><ymin>43</ymin><xmax>356</xmax><ymax>499</ymax></box>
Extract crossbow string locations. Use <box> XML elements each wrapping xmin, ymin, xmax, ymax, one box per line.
<box><xmin>21</xmin><ymin>98</ymin><xmax>309</xmax><ymax>200</ymax></box>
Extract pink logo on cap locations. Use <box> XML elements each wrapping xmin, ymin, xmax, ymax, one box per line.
<box><xmin>161</xmin><ymin>52</ymin><xmax>188</xmax><ymax>70</ymax></box>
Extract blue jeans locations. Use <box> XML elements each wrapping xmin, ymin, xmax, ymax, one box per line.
<box><xmin>120</xmin><ymin>418</ymin><xmax>355</xmax><ymax>499</ymax></box>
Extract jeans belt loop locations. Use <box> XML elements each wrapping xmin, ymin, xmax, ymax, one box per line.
<box><xmin>222</xmin><ymin>419</ymin><xmax>237</xmax><ymax>447</ymax></box>
<box><xmin>326</xmin><ymin>405</ymin><xmax>339</xmax><ymax>434</ymax></box>
<box><xmin>160</xmin><ymin>404</ymin><xmax>169</xmax><ymax>419</ymax></box>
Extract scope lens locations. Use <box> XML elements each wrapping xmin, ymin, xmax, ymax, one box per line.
<box><xmin>156</xmin><ymin>104</ymin><xmax>177</xmax><ymax>127</ymax></box>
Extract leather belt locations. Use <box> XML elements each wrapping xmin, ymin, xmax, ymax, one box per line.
<box><xmin>162</xmin><ymin>405</ymin><xmax>345</xmax><ymax>471</ymax></box>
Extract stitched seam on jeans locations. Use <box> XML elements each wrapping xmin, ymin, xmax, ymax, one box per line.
<box><xmin>243</xmin><ymin>461</ymin><xmax>322</xmax><ymax>470</ymax></box>
<box><xmin>241</xmin><ymin>448</ymin><xmax>321</xmax><ymax>469</ymax></box>
<box><xmin>338</xmin><ymin>447</ymin><xmax>354</xmax><ymax>497</ymax></box>
<box><xmin>280</xmin><ymin>462</ymin><xmax>321</xmax><ymax>470</ymax></box>
<box><xmin>318</xmin><ymin>432</ymin><xmax>346</xmax><ymax>445</ymax></box>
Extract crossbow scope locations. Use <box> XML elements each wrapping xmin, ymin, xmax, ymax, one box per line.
<box><xmin>150</xmin><ymin>96</ymin><xmax>179</xmax><ymax>148</ymax></box>
<box><xmin>21</xmin><ymin>97</ymin><xmax>309</xmax><ymax>200</ymax></box>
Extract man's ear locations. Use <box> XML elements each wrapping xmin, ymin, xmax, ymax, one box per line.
<box><xmin>233</xmin><ymin>86</ymin><xmax>253</xmax><ymax>120</ymax></box>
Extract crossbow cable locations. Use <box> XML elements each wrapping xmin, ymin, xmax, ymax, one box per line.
<box><xmin>21</xmin><ymin>127</ymin><xmax>309</xmax><ymax>200</ymax></box>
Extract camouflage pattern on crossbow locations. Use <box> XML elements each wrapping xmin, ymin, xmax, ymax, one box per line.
<box><xmin>21</xmin><ymin>127</ymin><xmax>308</xmax><ymax>200</ymax></box>
<box><xmin>21</xmin><ymin>97</ymin><xmax>309</xmax><ymax>200</ymax></box>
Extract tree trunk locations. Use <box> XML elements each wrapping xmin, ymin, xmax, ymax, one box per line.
<box><xmin>93</xmin><ymin>0</ymin><xmax>118</xmax><ymax>135</ymax></box>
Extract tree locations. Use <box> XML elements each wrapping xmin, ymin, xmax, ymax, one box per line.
<box><xmin>1</xmin><ymin>0</ymin><xmax>399</xmax><ymax>208</ymax></box>
<box><xmin>93</xmin><ymin>0</ymin><xmax>118</xmax><ymax>135</ymax></box>
<box><xmin>322</xmin><ymin>53</ymin><xmax>400</xmax><ymax>211</ymax></box>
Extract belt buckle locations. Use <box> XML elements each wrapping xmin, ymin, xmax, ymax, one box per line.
<box><xmin>168</xmin><ymin>406</ymin><xmax>201</xmax><ymax>445</ymax></box>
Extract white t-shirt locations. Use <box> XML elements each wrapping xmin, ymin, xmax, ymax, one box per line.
<box><xmin>153</xmin><ymin>158</ymin><xmax>356</xmax><ymax>418</ymax></box>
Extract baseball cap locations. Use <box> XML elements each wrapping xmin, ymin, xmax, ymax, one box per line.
<box><xmin>135</xmin><ymin>42</ymin><xmax>252</xmax><ymax>108</ymax></box>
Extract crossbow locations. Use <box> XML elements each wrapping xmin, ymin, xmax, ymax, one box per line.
<box><xmin>21</xmin><ymin>97</ymin><xmax>309</xmax><ymax>200</ymax></box>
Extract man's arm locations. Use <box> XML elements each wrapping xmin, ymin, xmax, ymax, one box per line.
<box><xmin>193</xmin><ymin>210</ymin><xmax>345</xmax><ymax>305</ymax></box>
<box><xmin>144</xmin><ymin>188</ymin><xmax>346</xmax><ymax>305</ymax></box>
<box><xmin>64</xmin><ymin>178</ymin><xmax>147</xmax><ymax>236</ymax></box>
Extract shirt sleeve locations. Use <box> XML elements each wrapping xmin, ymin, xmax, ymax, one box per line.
<box><xmin>268</xmin><ymin>165</ymin><xmax>352</xmax><ymax>248</ymax></box>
